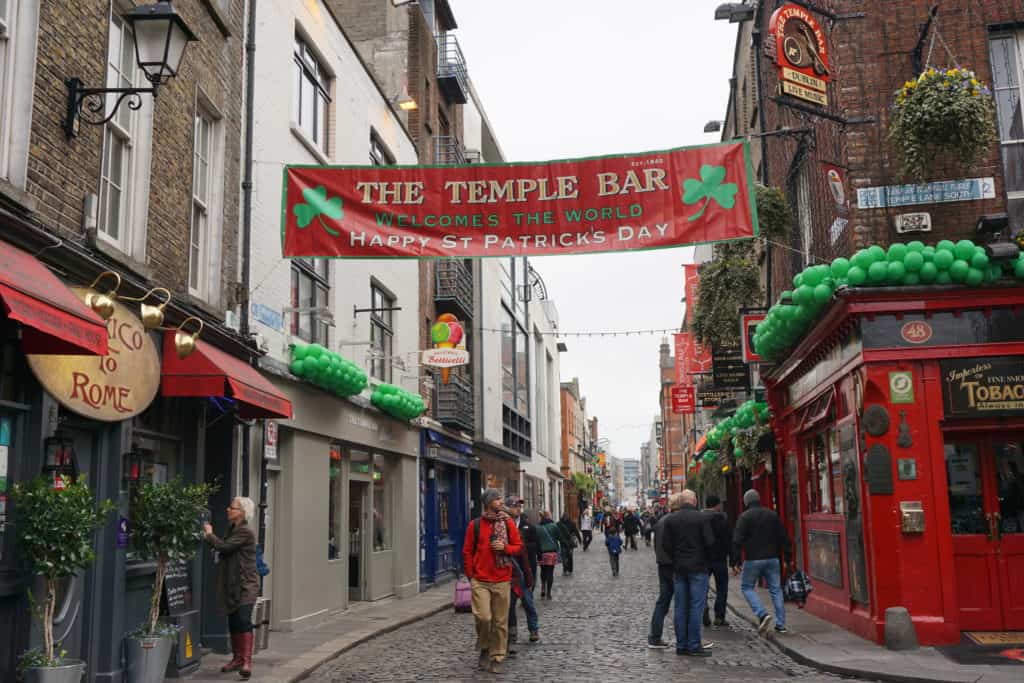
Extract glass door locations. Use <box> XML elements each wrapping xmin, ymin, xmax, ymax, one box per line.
<box><xmin>993</xmin><ymin>439</ymin><xmax>1024</xmax><ymax>629</ymax></box>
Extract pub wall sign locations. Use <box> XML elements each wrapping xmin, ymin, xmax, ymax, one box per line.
<box><xmin>941</xmin><ymin>357</ymin><xmax>1024</xmax><ymax>418</ymax></box>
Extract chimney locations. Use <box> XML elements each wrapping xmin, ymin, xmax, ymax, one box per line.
<box><xmin>659</xmin><ymin>336</ymin><xmax>672</xmax><ymax>369</ymax></box>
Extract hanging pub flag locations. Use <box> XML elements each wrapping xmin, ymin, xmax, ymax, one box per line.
<box><xmin>281</xmin><ymin>142</ymin><xmax>759</xmax><ymax>258</ymax></box>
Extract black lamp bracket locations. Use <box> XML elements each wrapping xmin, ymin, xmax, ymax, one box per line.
<box><xmin>64</xmin><ymin>77</ymin><xmax>158</xmax><ymax>139</ymax></box>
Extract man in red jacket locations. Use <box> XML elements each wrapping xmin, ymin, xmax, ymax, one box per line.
<box><xmin>463</xmin><ymin>488</ymin><xmax>523</xmax><ymax>674</ymax></box>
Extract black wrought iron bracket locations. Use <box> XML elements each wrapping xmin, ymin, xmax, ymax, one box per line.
<box><xmin>64</xmin><ymin>78</ymin><xmax>157</xmax><ymax>139</ymax></box>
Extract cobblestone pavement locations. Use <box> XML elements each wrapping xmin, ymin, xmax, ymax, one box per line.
<box><xmin>307</xmin><ymin>542</ymin><xmax>869</xmax><ymax>682</ymax></box>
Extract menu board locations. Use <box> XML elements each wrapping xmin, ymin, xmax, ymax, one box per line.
<box><xmin>163</xmin><ymin>560</ymin><xmax>192</xmax><ymax>616</ymax></box>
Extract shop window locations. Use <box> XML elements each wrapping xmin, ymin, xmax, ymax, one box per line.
<box><xmin>804</xmin><ymin>432</ymin><xmax>833</xmax><ymax>514</ymax></box>
<box><xmin>329</xmin><ymin>445</ymin><xmax>342</xmax><ymax>560</ymax></box>
<box><xmin>829</xmin><ymin>430</ymin><xmax>844</xmax><ymax>515</ymax></box>
<box><xmin>989</xmin><ymin>32</ymin><xmax>1024</xmax><ymax>230</ymax></box>
<box><xmin>0</xmin><ymin>321</ymin><xmax>25</xmax><ymax>402</ymax></box>
<box><xmin>995</xmin><ymin>441</ymin><xmax>1024</xmax><ymax>533</ymax></box>
<box><xmin>373</xmin><ymin>454</ymin><xmax>393</xmax><ymax>551</ymax></box>
<box><xmin>506</xmin><ymin>478</ymin><xmax>519</xmax><ymax>498</ymax></box>
<box><xmin>123</xmin><ymin>443</ymin><xmax>178</xmax><ymax>562</ymax></box>
<box><xmin>438</xmin><ymin>492</ymin><xmax>449</xmax><ymax>535</ymax></box>
<box><xmin>946</xmin><ymin>443</ymin><xmax>986</xmax><ymax>534</ymax></box>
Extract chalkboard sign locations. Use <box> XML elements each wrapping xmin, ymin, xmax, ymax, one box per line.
<box><xmin>163</xmin><ymin>560</ymin><xmax>192</xmax><ymax>616</ymax></box>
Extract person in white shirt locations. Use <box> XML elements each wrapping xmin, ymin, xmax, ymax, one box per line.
<box><xmin>580</xmin><ymin>507</ymin><xmax>594</xmax><ymax>551</ymax></box>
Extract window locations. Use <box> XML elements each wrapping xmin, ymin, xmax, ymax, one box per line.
<box><xmin>123</xmin><ymin>441</ymin><xmax>179</xmax><ymax>562</ymax></box>
<box><xmin>189</xmin><ymin>109</ymin><xmax>222</xmax><ymax>298</ymax></box>
<box><xmin>804</xmin><ymin>429</ymin><xmax>842</xmax><ymax>514</ymax></box>
<box><xmin>369</xmin><ymin>284</ymin><xmax>394</xmax><ymax>383</ymax></box>
<box><xmin>534</xmin><ymin>332</ymin><xmax>546</xmax><ymax>456</ymax></box>
<box><xmin>370</xmin><ymin>133</ymin><xmax>394</xmax><ymax>166</ymax></box>
<box><xmin>293</xmin><ymin>36</ymin><xmax>331</xmax><ymax>151</ymax></box>
<box><xmin>373</xmin><ymin>454</ymin><xmax>393</xmax><ymax>551</ymax></box>
<box><xmin>290</xmin><ymin>259</ymin><xmax>329</xmax><ymax>345</ymax></box>
<box><xmin>329</xmin><ymin>445</ymin><xmax>341</xmax><ymax>560</ymax></box>
<box><xmin>0</xmin><ymin>0</ymin><xmax>37</xmax><ymax>186</ymax></box>
<box><xmin>989</xmin><ymin>32</ymin><xmax>1024</xmax><ymax>229</ymax></box>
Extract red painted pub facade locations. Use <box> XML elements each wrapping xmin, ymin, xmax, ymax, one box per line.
<box><xmin>761</xmin><ymin>285</ymin><xmax>1024</xmax><ymax>645</ymax></box>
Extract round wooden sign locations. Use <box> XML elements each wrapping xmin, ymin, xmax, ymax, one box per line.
<box><xmin>27</xmin><ymin>287</ymin><xmax>160</xmax><ymax>421</ymax></box>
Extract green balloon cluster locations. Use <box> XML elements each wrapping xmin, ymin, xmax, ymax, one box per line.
<box><xmin>289</xmin><ymin>343</ymin><xmax>368</xmax><ymax>397</ymax></box>
<box><xmin>371</xmin><ymin>383</ymin><xmax>426</xmax><ymax>421</ymax></box>
<box><xmin>702</xmin><ymin>400</ymin><xmax>771</xmax><ymax>455</ymax></box>
<box><xmin>754</xmin><ymin>240</ymin><xmax>1024</xmax><ymax>362</ymax></box>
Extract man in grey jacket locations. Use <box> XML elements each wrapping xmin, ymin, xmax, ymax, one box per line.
<box><xmin>732</xmin><ymin>489</ymin><xmax>792</xmax><ymax>635</ymax></box>
<box><xmin>647</xmin><ymin>493</ymin><xmax>683</xmax><ymax>648</ymax></box>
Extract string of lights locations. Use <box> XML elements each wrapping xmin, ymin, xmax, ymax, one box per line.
<box><xmin>471</xmin><ymin>326</ymin><xmax>683</xmax><ymax>338</ymax></box>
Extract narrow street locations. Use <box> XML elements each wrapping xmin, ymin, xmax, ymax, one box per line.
<box><xmin>307</xmin><ymin>543</ymin><xmax>862</xmax><ymax>682</ymax></box>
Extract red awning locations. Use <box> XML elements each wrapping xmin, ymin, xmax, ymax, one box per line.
<box><xmin>694</xmin><ymin>434</ymin><xmax>707</xmax><ymax>454</ymax></box>
<box><xmin>0</xmin><ymin>241</ymin><xmax>108</xmax><ymax>355</ymax></box>
<box><xmin>161</xmin><ymin>332</ymin><xmax>292</xmax><ymax>419</ymax></box>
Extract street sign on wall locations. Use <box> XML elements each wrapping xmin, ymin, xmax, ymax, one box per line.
<box><xmin>712</xmin><ymin>340</ymin><xmax>751</xmax><ymax>390</ymax></box>
<box><xmin>282</xmin><ymin>143</ymin><xmax>759</xmax><ymax>258</ymax></box>
<box><xmin>671</xmin><ymin>385</ymin><xmax>696</xmax><ymax>414</ymax></box>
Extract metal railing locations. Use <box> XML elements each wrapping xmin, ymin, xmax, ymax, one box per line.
<box><xmin>434</xmin><ymin>259</ymin><xmax>473</xmax><ymax>318</ymax></box>
<box><xmin>436</xmin><ymin>32</ymin><xmax>469</xmax><ymax>103</ymax></box>
<box><xmin>434</xmin><ymin>136</ymin><xmax>466</xmax><ymax>165</ymax></box>
<box><xmin>434</xmin><ymin>371</ymin><xmax>474</xmax><ymax>433</ymax></box>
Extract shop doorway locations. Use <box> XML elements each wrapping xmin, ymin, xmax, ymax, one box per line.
<box><xmin>945</xmin><ymin>436</ymin><xmax>1024</xmax><ymax>630</ymax></box>
<box><xmin>348</xmin><ymin>480</ymin><xmax>369</xmax><ymax>601</ymax></box>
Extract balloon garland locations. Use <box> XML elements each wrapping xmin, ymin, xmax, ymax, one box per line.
<box><xmin>370</xmin><ymin>383</ymin><xmax>426</xmax><ymax>421</ymax></box>
<box><xmin>753</xmin><ymin>240</ymin><xmax>1024</xmax><ymax>362</ymax></box>
<box><xmin>289</xmin><ymin>343</ymin><xmax>368</xmax><ymax>397</ymax></box>
<box><xmin>698</xmin><ymin>400</ymin><xmax>773</xmax><ymax>473</ymax></box>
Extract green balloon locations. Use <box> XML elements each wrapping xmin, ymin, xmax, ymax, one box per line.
<box><xmin>868</xmin><ymin>261</ymin><xmax>888</xmax><ymax>283</ymax></box>
<box><xmin>971</xmin><ymin>251</ymin><xmax>990</xmax><ymax>270</ymax></box>
<box><xmin>988</xmin><ymin>264</ymin><xmax>1003</xmax><ymax>282</ymax></box>
<box><xmin>921</xmin><ymin>246</ymin><xmax>936</xmax><ymax>261</ymax></box>
<box><xmin>1015</xmin><ymin>258</ymin><xmax>1024</xmax><ymax>278</ymax></box>
<box><xmin>903</xmin><ymin>272</ymin><xmax>921</xmax><ymax>286</ymax></box>
<box><xmin>965</xmin><ymin>267</ymin><xmax>985</xmax><ymax>287</ymax></box>
<box><xmin>852</xmin><ymin>249</ymin><xmax>874</xmax><ymax>270</ymax></box>
<box><xmin>954</xmin><ymin>240</ymin><xmax>976</xmax><ymax>261</ymax></box>
<box><xmin>290</xmin><ymin>359</ymin><xmax>306</xmax><ymax>377</ymax></box>
<box><xmin>936</xmin><ymin>271</ymin><xmax>953</xmax><ymax>285</ymax></box>
<box><xmin>292</xmin><ymin>344</ymin><xmax>309</xmax><ymax>361</ymax></box>
<box><xmin>888</xmin><ymin>243</ymin><xmax>908</xmax><ymax>262</ymax></box>
<box><xmin>830</xmin><ymin>258</ymin><xmax>851</xmax><ymax>278</ymax></box>
<box><xmin>847</xmin><ymin>266</ymin><xmax>867</xmax><ymax>286</ymax></box>
<box><xmin>907</xmin><ymin>240</ymin><xmax>925</xmax><ymax>252</ymax></box>
<box><xmin>308</xmin><ymin>343</ymin><xmax>325</xmax><ymax>358</ymax></box>
<box><xmin>887</xmin><ymin>261</ymin><xmax>906</xmax><ymax>283</ymax></box>
<box><xmin>793</xmin><ymin>273</ymin><xmax>804</xmax><ymax>288</ymax></box>
<box><xmin>813</xmin><ymin>283</ymin><xmax>832</xmax><ymax>304</ymax></box>
<box><xmin>802</xmin><ymin>267</ymin><xmax>823</xmax><ymax>287</ymax></box>
<box><xmin>936</xmin><ymin>239</ymin><xmax>956</xmax><ymax>253</ymax></box>
<box><xmin>867</xmin><ymin>245</ymin><xmax>885</xmax><ymax>261</ymax></box>
<box><xmin>793</xmin><ymin>285</ymin><xmax>814</xmax><ymax>306</ymax></box>
<box><xmin>934</xmin><ymin>250</ymin><xmax>955</xmax><ymax>270</ymax></box>
<box><xmin>317</xmin><ymin>355</ymin><xmax>331</xmax><ymax>373</ymax></box>
<box><xmin>904</xmin><ymin>251</ymin><xmax>924</xmax><ymax>272</ymax></box>
<box><xmin>950</xmin><ymin>259</ymin><xmax>970</xmax><ymax>282</ymax></box>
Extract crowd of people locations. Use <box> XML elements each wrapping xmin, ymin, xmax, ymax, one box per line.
<box><xmin>461</xmin><ymin>487</ymin><xmax>793</xmax><ymax>672</ymax></box>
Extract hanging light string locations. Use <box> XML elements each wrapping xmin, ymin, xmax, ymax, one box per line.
<box><xmin>472</xmin><ymin>326</ymin><xmax>682</xmax><ymax>338</ymax></box>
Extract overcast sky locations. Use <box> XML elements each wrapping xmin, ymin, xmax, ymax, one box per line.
<box><xmin>449</xmin><ymin>0</ymin><xmax>737</xmax><ymax>463</ymax></box>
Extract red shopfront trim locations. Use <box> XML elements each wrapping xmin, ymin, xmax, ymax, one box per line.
<box><xmin>161</xmin><ymin>332</ymin><xmax>292</xmax><ymax>419</ymax></box>
<box><xmin>0</xmin><ymin>241</ymin><xmax>108</xmax><ymax>355</ymax></box>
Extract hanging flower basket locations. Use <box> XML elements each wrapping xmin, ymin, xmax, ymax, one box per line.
<box><xmin>889</xmin><ymin>67</ymin><xmax>996</xmax><ymax>182</ymax></box>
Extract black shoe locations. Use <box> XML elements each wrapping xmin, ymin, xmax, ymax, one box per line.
<box><xmin>680</xmin><ymin>649</ymin><xmax>712</xmax><ymax>657</ymax></box>
<box><xmin>702</xmin><ymin>607</ymin><xmax>711</xmax><ymax>627</ymax></box>
<box><xmin>758</xmin><ymin>613</ymin><xmax>774</xmax><ymax>635</ymax></box>
<box><xmin>647</xmin><ymin>639</ymin><xmax>670</xmax><ymax>649</ymax></box>
<box><xmin>714</xmin><ymin>618</ymin><xmax>729</xmax><ymax>627</ymax></box>
<box><xmin>507</xmin><ymin>648</ymin><xmax>518</xmax><ymax>657</ymax></box>
<box><xmin>774</xmin><ymin>625</ymin><xmax>789</xmax><ymax>634</ymax></box>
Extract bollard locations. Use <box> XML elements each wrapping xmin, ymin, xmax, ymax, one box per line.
<box><xmin>884</xmin><ymin>607</ymin><xmax>919</xmax><ymax>651</ymax></box>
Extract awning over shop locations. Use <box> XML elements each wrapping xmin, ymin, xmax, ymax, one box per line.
<box><xmin>0</xmin><ymin>241</ymin><xmax>108</xmax><ymax>355</ymax></box>
<box><xmin>694</xmin><ymin>434</ymin><xmax>707</xmax><ymax>454</ymax></box>
<box><xmin>161</xmin><ymin>332</ymin><xmax>292</xmax><ymax>419</ymax></box>
<box><xmin>423</xmin><ymin>428</ymin><xmax>474</xmax><ymax>468</ymax></box>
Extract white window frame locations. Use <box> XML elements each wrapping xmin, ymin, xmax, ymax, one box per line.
<box><xmin>97</xmin><ymin>4</ymin><xmax>153</xmax><ymax>262</ymax></box>
<box><xmin>990</xmin><ymin>31</ymin><xmax>1024</xmax><ymax>212</ymax></box>
<box><xmin>293</xmin><ymin>33</ymin><xmax>331</xmax><ymax>154</ymax></box>
<box><xmin>0</xmin><ymin>0</ymin><xmax>39</xmax><ymax>189</ymax></box>
<box><xmin>189</xmin><ymin>95</ymin><xmax>225</xmax><ymax>302</ymax></box>
<box><xmin>369</xmin><ymin>283</ymin><xmax>395</xmax><ymax>383</ymax></box>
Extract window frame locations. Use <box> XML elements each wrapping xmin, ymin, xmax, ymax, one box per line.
<box><xmin>369</xmin><ymin>282</ymin><xmax>395</xmax><ymax>383</ymax></box>
<box><xmin>290</xmin><ymin>258</ymin><xmax>330</xmax><ymax>346</ymax></box>
<box><xmin>293</xmin><ymin>34</ymin><xmax>332</xmax><ymax>153</ymax></box>
<box><xmin>370</xmin><ymin>131</ymin><xmax>394</xmax><ymax>167</ymax></box>
<box><xmin>989</xmin><ymin>31</ymin><xmax>1024</xmax><ymax>224</ymax></box>
<box><xmin>188</xmin><ymin>104</ymin><xmax>223</xmax><ymax>299</ymax></box>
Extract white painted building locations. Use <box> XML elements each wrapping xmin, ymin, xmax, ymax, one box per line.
<box><xmin>245</xmin><ymin>0</ymin><xmax>421</xmax><ymax>632</ymax></box>
<box><xmin>522</xmin><ymin>293</ymin><xmax>564</xmax><ymax>521</ymax></box>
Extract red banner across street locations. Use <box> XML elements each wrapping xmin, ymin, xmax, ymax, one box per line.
<box><xmin>281</xmin><ymin>142</ymin><xmax>758</xmax><ymax>258</ymax></box>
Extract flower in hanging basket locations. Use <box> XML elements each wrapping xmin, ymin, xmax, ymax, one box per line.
<box><xmin>889</xmin><ymin>67</ymin><xmax>996</xmax><ymax>183</ymax></box>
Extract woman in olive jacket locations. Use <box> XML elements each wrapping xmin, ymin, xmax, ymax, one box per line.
<box><xmin>204</xmin><ymin>496</ymin><xmax>260</xmax><ymax>680</ymax></box>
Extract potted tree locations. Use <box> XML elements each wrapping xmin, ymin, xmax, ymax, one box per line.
<box><xmin>124</xmin><ymin>477</ymin><xmax>216</xmax><ymax>683</ymax></box>
<box><xmin>12</xmin><ymin>475</ymin><xmax>114</xmax><ymax>683</ymax></box>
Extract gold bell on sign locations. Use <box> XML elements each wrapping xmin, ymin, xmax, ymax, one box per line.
<box><xmin>126</xmin><ymin>287</ymin><xmax>172</xmax><ymax>330</ymax></box>
<box><xmin>85</xmin><ymin>271</ymin><xmax>122</xmax><ymax>320</ymax></box>
<box><xmin>174</xmin><ymin>317</ymin><xmax>204</xmax><ymax>359</ymax></box>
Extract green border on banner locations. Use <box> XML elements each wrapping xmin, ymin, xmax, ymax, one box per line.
<box><xmin>279</xmin><ymin>140</ymin><xmax>760</xmax><ymax>259</ymax></box>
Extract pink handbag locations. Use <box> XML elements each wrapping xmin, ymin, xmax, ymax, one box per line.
<box><xmin>453</xmin><ymin>577</ymin><xmax>472</xmax><ymax>613</ymax></box>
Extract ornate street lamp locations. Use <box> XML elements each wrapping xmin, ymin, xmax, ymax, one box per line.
<box><xmin>64</xmin><ymin>1</ymin><xmax>198</xmax><ymax>138</ymax></box>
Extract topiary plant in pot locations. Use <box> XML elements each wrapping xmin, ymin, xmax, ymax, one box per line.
<box><xmin>12</xmin><ymin>475</ymin><xmax>115</xmax><ymax>683</ymax></box>
<box><xmin>125</xmin><ymin>477</ymin><xmax>217</xmax><ymax>683</ymax></box>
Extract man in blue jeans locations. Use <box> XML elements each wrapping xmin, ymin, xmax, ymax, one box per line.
<box><xmin>662</xmin><ymin>489</ymin><xmax>715</xmax><ymax>656</ymax></box>
<box><xmin>647</xmin><ymin>493</ymin><xmax>683</xmax><ymax>648</ymax></box>
<box><xmin>732</xmin><ymin>489</ymin><xmax>792</xmax><ymax>635</ymax></box>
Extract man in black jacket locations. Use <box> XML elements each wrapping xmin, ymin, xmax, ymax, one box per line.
<box><xmin>661</xmin><ymin>489</ymin><xmax>715</xmax><ymax>657</ymax></box>
<box><xmin>517</xmin><ymin>507</ymin><xmax>541</xmax><ymax>590</ymax></box>
<box><xmin>647</xmin><ymin>493</ymin><xmax>682</xmax><ymax>648</ymax></box>
<box><xmin>702</xmin><ymin>495</ymin><xmax>732</xmax><ymax>627</ymax></box>
<box><xmin>732</xmin><ymin>489</ymin><xmax>792</xmax><ymax>635</ymax></box>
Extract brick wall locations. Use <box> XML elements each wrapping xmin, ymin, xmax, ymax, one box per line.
<box><xmin>752</xmin><ymin>0</ymin><xmax>1024</xmax><ymax>300</ymax></box>
<box><xmin>28</xmin><ymin>0</ymin><xmax>244</xmax><ymax>313</ymax></box>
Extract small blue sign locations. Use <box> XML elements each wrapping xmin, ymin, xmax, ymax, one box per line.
<box><xmin>0</xmin><ymin>418</ymin><xmax>9</xmax><ymax>446</ymax></box>
<box><xmin>857</xmin><ymin>177</ymin><xmax>995</xmax><ymax>209</ymax></box>
<box><xmin>251</xmin><ymin>303</ymin><xmax>283</xmax><ymax>332</ymax></box>
<box><xmin>117</xmin><ymin>517</ymin><xmax>130</xmax><ymax>549</ymax></box>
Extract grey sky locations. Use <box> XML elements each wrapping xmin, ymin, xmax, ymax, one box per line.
<box><xmin>450</xmin><ymin>0</ymin><xmax>736</xmax><ymax>463</ymax></box>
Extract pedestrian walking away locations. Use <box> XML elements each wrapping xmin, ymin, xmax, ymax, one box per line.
<box><xmin>702</xmin><ymin>494</ymin><xmax>732</xmax><ymax>628</ymax></box>
<box><xmin>462</xmin><ymin>488</ymin><xmax>524</xmax><ymax>674</ymax></box>
<box><xmin>203</xmin><ymin>497</ymin><xmax>259</xmax><ymax>680</ymax></box>
<box><xmin>580</xmin><ymin>507</ymin><xmax>594</xmax><ymax>551</ymax></box>
<box><xmin>558</xmin><ymin>513</ymin><xmax>582</xmax><ymax>575</ymax></box>
<box><xmin>605</xmin><ymin>527</ymin><xmax>623</xmax><ymax>576</ymax></box>
<box><xmin>517</xmin><ymin>510</ymin><xmax>541</xmax><ymax>595</ymax></box>
<box><xmin>594</xmin><ymin>508</ymin><xmax>605</xmax><ymax>534</ymax></box>
<box><xmin>647</xmin><ymin>493</ymin><xmax>684</xmax><ymax>649</ymax></box>
<box><xmin>732</xmin><ymin>489</ymin><xmax>792</xmax><ymax>636</ymax></box>
<box><xmin>535</xmin><ymin>510</ymin><xmax>561</xmax><ymax>599</ymax></box>
<box><xmin>503</xmin><ymin>497</ymin><xmax>540</xmax><ymax>651</ymax></box>
<box><xmin>641</xmin><ymin>510</ymin><xmax>655</xmax><ymax>547</ymax></box>
<box><xmin>662</xmin><ymin>489</ymin><xmax>715</xmax><ymax>657</ymax></box>
<box><xmin>623</xmin><ymin>509</ymin><xmax>640</xmax><ymax>550</ymax></box>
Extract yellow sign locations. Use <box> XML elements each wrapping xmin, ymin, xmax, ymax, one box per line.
<box><xmin>27</xmin><ymin>287</ymin><xmax>160</xmax><ymax>421</ymax></box>
<box><xmin>185</xmin><ymin>632</ymin><xmax>193</xmax><ymax>658</ymax></box>
<box><xmin>782</xmin><ymin>67</ymin><xmax>827</xmax><ymax>93</ymax></box>
<box><xmin>782</xmin><ymin>80</ymin><xmax>828</xmax><ymax>106</ymax></box>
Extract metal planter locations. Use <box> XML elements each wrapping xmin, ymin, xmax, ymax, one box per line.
<box><xmin>21</xmin><ymin>660</ymin><xmax>86</xmax><ymax>683</ymax></box>
<box><xmin>125</xmin><ymin>635</ymin><xmax>175</xmax><ymax>683</ymax></box>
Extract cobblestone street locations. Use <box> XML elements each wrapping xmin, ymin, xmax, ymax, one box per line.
<box><xmin>307</xmin><ymin>542</ymin><xmax>866</xmax><ymax>682</ymax></box>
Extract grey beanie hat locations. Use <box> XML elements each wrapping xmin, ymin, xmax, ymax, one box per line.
<box><xmin>743</xmin><ymin>489</ymin><xmax>761</xmax><ymax>507</ymax></box>
<box><xmin>482</xmin><ymin>488</ymin><xmax>503</xmax><ymax>509</ymax></box>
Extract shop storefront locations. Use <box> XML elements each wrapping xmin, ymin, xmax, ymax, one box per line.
<box><xmin>265</xmin><ymin>376</ymin><xmax>419</xmax><ymax>632</ymax></box>
<box><xmin>764</xmin><ymin>286</ymin><xmax>1024</xmax><ymax>645</ymax></box>
<box><xmin>419</xmin><ymin>429</ymin><xmax>473</xmax><ymax>588</ymax></box>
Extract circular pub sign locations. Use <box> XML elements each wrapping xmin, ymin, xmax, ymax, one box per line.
<box><xmin>26</xmin><ymin>287</ymin><xmax>160</xmax><ymax>421</ymax></box>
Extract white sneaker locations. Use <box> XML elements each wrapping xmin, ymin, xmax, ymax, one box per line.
<box><xmin>758</xmin><ymin>614</ymin><xmax>775</xmax><ymax>636</ymax></box>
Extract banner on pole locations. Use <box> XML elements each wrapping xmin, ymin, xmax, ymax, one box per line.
<box><xmin>671</xmin><ymin>385</ymin><xmax>696</xmax><ymax>414</ymax></box>
<box><xmin>281</xmin><ymin>142</ymin><xmax>759</xmax><ymax>258</ymax></box>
